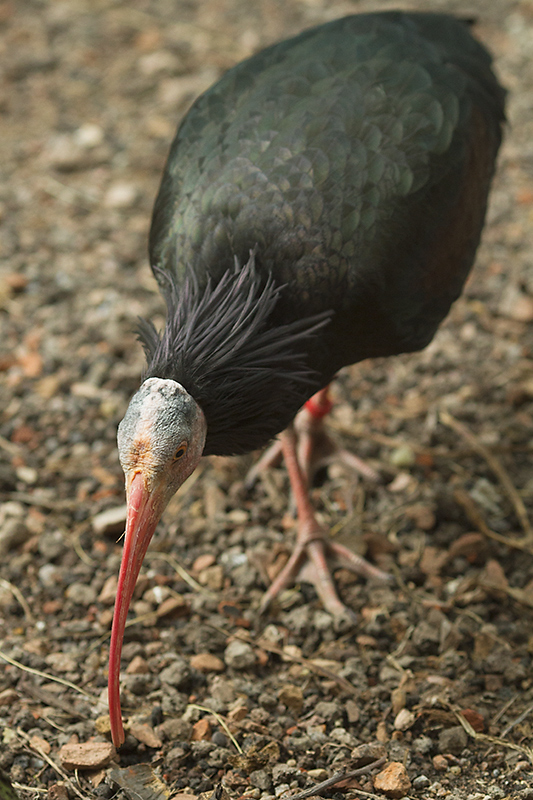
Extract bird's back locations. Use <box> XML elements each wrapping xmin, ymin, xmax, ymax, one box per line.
<box><xmin>145</xmin><ymin>12</ymin><xmax>504</xmax><ymax>451</ymax></box>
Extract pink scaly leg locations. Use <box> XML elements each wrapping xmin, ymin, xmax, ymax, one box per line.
<box><xmin>259</xmin><ymin>420</ymin><xmax>390</xmax><ymax>622</ymax></box>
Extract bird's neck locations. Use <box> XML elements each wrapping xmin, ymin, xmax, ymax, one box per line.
<box><xmin>137</xmin><ymin>256</ymin><xmax>329</xmax><ymax>456</ymax></box>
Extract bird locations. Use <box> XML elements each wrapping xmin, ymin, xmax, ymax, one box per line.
<box><xmin>107</xmin><ymin>11</ymin><xmax>505</xmax><ymax>746</ymax></box>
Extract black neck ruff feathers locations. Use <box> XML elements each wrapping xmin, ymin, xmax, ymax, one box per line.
<box><xmin>137</xmin><ymin>255</ymin><xmax>330</xmax><ymax>456</ymax></box>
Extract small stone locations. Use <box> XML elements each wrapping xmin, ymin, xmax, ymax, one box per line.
<box><xmin>103</xmin><ymin>182</ymin><xmax>138</xmax><ymax>209</ymax></box>
<box><xmin>157</xmin><ymin>718</ymin><xmax>192</xmax><ymax>741</ymax></box>
<box><xmin>412</xmin><ymin>775</ymin><xmax>430</xmax><ymax>790</ymax></box>
<box><xmin>126</xmin><ymin>655</ymin><xmax>150</xmax><ymax>675</ymax></box>
<box><xmin>198</xmin><ymin>564</ymin><xmax>224</xmax><ymax>591</ymax></box>
<box><xmin>129</xmin><ymin>722</ymin><xmax>162</xmax><ymax>748</ymax></box>
<box><xmin>65</xmin><ymin>582</ymin><xmax>97</xmax><ymax>606</ymax></box>
<box><xmin>0</xmin><ymin>689</ymin><xmax>18</xmax><ymax>706</ymax></box>
<box><xmin>29</xmin><ymin>735</ymin><xmax>51</xmax><ymax>755</ymax></box>
<box><xmin>351</xmin><ymin>743</ymin><xmax>387</xmax><ymax>764</ymax></box>
<box><xmin>278</xmin><ymin>684</ymin><xmax>303</xmax><ymax>715</ymax></box>
<box><xmin>432</xmin><ymin>754</ymin><xmax>448</xmax><ymax>771</ymax></box>
<box><xmin>190</xmin><ymin>653</ymin><xmax>225</xmax><ymax>673</ymax></box>
<box><xmin>74</xmin><ymin>123</ymin><xmax>104</xmax><ymax>148</ymax></box>
<box><xmin>59</xmin><ymin>742</ymin><xmax>116</xmax><ymax>770</ymax></box>
<box><xmin>390</xmin><ymin>445</ymin><xmax>416</xmax><ymax>468</ymax></box>
<box><xmin>391</xmin><ymin>687</ymin><xmax>406</xmax><ymax>716</ymax></box>
<box><xmin>45</xmin><ymin>653</ymin><xmax>78</xmax><ymax>673</ymax></box>
<box><xmin>227</xmin><ymin>704</ymin><xmax>248</xmax><ymax>723</ymax></box>
<box><xmin>156</xmin><ymin>596</ymin><xmax>188</xmax><ymax>618</ymax></box>
<box><xmin>394</xmin><ymin>707</ymin><xmax>415</xmax><ymax>731</ymax></box>
<box><xmin>307</xmin><ymin>769</ymin><xmax>328</xmax><ymax>781</ymax></box>
<box><xmin>48</xmin><ymin>785</ymin><xmax>69</xmax><ymax>800</ymax></box>
<box><xmin>94</xmin><ymin>717</ymin><xmax>111</xmax><ymax>735</ymax></box>
<box><xmin>345</xmin><ymin>699</ymin><xmax>360</xmax><ymax>723</ymax></box>
<box><xmin>92</xmin><ymin>506</ymin><xmax>127</xmax><ymax>536</ymax></box>
<box><xmin>192</xmin><ymin>553</ymin><xmax>216</xmax><ymax>572</ymax></box>
<box><xmin>376</xmin><ymin>720</ymin><xmax>389</xmax><ymax>743</ymax></box>
<box><xmin>329</xmin><ymin>727</ymin><xmax>355</xmax><ymax>746</ymax></box>
<box><xmin>138</xmin><ymin>50</ymin><xmax>181</xmax><ymax>76</ymax></box>
<box><xmin>438</xmin><ymin>725</ymin><xmax>467</xmax><ymax>755</ymax></box>
<box><xmin>191</xmin><ymin>718</ymin><xmax>212</xmax><ymax>741</ymax></box>
<box><xmin>499</xmin><ymin>286</ymin><xmax>533</xmax><ymax>322</ymax></box>
<box><xmin>224</xmin><ymin>639</ymin><xmax>256</xmax><ymax>669</ymax></box>
<box><xmin>373</xmin><ymin>762</ymin><xmax>411</xmax><ymax>798</ymax></box>
<box><xmin>159</xmin><ymin>658</ymin><xmax>190</xmax><ymax>688</ymax></box>
<box><xmin>314</xmin><ymin>700</ymin><xmax>342</xmax><ymax>723</ymax></box>
<box><xmin>412</xmin><ymin>735</ymin><xmax>433</xmax><ymax>755</ymax></box>
<box><xmin>38</xmin><ymin>531</ymin><xmax>66</xmax><ymax>560</ymax></box>
<box><xmin>460</xmin><ymin>708</ymin><xmax>485</xmax><ymax>733</ymax></box>
<box><xmin>98</xmin><ymin>575</ymin><xmax>118</xmax><ymax>605</ymax></box>
<box><xmin>0</xmin><ymin>519</ymin><xmax>31</xmax><ymax>555</ymax></box>
<box><xmin>249</xmin><ymin>769</ymin><xmax>273</xmax><ymax>791</ymax></box>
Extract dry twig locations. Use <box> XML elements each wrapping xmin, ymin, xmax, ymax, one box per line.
<box><xmin>0</xmin><ymin>650</ymin><xmax>97</xmax><ymax>701</ymax></box>
<box><xmin>440</xmin><ymin>410</ymin><xmax>532</xmax><ymax>538</ymax></box>
<box><xmin>285</xmin><ymin>757</ymin><xmax>387</xmax><ymax>800</ymax></box>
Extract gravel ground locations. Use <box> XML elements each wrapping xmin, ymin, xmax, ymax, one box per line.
<box><xmin>1</xmin><ymin>1</ymin><xmax>533</xmax><ymax>799</ymax></box>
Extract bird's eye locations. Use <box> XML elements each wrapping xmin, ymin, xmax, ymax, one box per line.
<box><xmin>174</xmin><ymin>442</ymin><xmax>188</xmax><ymax>461</ymax></box>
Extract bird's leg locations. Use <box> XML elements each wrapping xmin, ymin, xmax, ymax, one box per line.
<box><xmin>260</xmin><ymin>422</ymin><xmax>390</xmax><ymax>621</ymax></box>
<box><xmin>246</xmin><ymin>386</ymin><xmax>380</xmax><ymax>496</ymax></box>
<box><xmin>295</xmin><ymin>386</ymin><xmax>381</xmax><ymax>486</ymax></box>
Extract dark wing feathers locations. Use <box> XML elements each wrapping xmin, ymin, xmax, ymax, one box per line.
<box><xmin>144</xmin><ymin>11</ymin><xmax>504</xmax><ymax>453</ymax></box>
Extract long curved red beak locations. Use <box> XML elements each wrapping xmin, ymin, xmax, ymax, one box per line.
<box><xmin>108</xmin><ymin>472</ymin><xmax>164</xmax><ymax>747</ymax></box>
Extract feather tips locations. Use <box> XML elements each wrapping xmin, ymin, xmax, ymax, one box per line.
<box><xmin>137</xmin><ymin>254</ymin><xmax>330</xmax><ymax>455</ymax></box>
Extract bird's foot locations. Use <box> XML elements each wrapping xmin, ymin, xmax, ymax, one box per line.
<box><xmin>260</xmin><ymin>517</ymin><xmax>391</xmax><ymax>624</ymax></box>
<box><xmin>259</xmin><ymin>420</ymin><xmax>391</xmax><ymax>624</ymax></box>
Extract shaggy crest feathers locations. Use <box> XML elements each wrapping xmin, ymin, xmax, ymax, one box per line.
<box><xmin>137</xmin><ymin>254</ymin><xmax>330</xmax><ymax>455</ymax></box>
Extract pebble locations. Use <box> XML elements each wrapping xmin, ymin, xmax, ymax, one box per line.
<box><xmin>159</xmin><ymin>658</ymin><xmax>191</xmax><ymax>688</ymax></box>
<box><xmin>73</xmin><ymin>123</ymin><xmax>105</xmax><ymax>148</ymax></box>
<box><xmin>103</xmin><ymin>182</ymin><xmax>138</xmax><ymax>209</ymax></box>
<box><xmin>278</xmin><ymin>684</ymin><xmax>303</xmax><ymax>715</ymax></box>
<box><xmin>0</xmin><ymin>689</ymin><xmax>19</xmax><ymax>706</ymax></box>
<box><xmin>192</xmin><ymin>553</ymin><xmax>216</xmax><ymax>571</ymax></box>
<box><xmin>329</xmin><ymin>727</ymin><xmax>355</xmax><ymax>746</ymax></box>
<box><xmin>0</xmin><ymin>519</ymin><xmax>31</xmax><ymax>556</ymax></box>
<box><xmin>45</xmin><ymin>653</ymin><xmax>78</xmax><ymax>673</ymax></box>
<box><xmin>390</xmin><ymin>444</ymin><xmax>416</xmax><ymax>468</ymax></box>
<box><xmin>190</xmin><ymin>653</ymin><xmax>225</xmax><ymax>673</ymax></box>
<box><xmin>157</xmin><ymin>718</ymin><xmax>192</xmax><ymax>742</ymax></box>
<box><xmin>224</xmin><ymin>639</ymin><xmax>256</xmax><ymax>669</ymax></box>
<box><xmin>126</xmin><ymin>655</ymin><xmax>150</xmax><ymax>675</ymax></box>
<box><xmin>412</xmin><ymin>735</ymin><xmax>433</xmax><ymax>755</ymax></box>
<box><xmin>29</xmin><ymin>735</ymin><xmax>51</xmax><ymax>755</ymax></box>
<box><xmin>65</xmin><ymin>582</ymin><xmax>97</xmax><ymax>606</ymax></box>
<box><xmin>38</xmin><ymin>530</ymin><xmax>66</xmax><ymax>560</ymax></box>
<box><xmin>373</xmin><ymin>762</ymin><xmax>412</xmax><ymax>799</ymax></box>
<box><xmin>438</xmin><ymin>725</ymin><xmax>468</xmax><ymax>755</ymax></box>
<box><xmin>48</xmin><ymin>785</ymin><xmax>69</xmax><ymax>800</ymax></box>
<box><xmin>191</xmin><ymin>718</ymin><xmax>211</xmax><ymax>741</ymax></box>
<box><xmin>198</xmin><ymin>564</ymin><xmax>224</xmax><ymax>590</ymax></box>
<box><xmin>59</xmin><ymin>742</ymin><xmax>116</xmax><ymax>770</ymax></box>
<box><xmin>250</xmin><ymin>770</ymin><xmax>273</xmax><ymax>791</ymax></box>
<box><xmin>314</xmin><ymin>700</ymin><xmax>342</xmax><ymax>723</ymax></box>
<box><xmin>433</xmin><ymin>754</ymin><xmax>449</xmax><ymax>771</ymax></box>
<box><xmin>351</xmin><ymin>743</ymin><xmax>387</xmax><ymax>763</ymax></box>
<box><xmin>92</xmin><ymin>506</ymin><xmax>127</xmax><ymax>536</ymax></box>
<box><xmin>129</xmin><ymin>722</ymin><xmax>162</xmax><ymax>749</ymax></box>
<box><xmin>394</xmin><ymin>708</ymin><xmax>415</xmax><ymax>731</ymax></box>
<box><xmin>412</xmin><ymin>775</ymin><xmax>430</xmax><ymax>790</ymax></box>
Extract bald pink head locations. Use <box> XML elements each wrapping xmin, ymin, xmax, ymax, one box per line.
<box><xmin>109</xmin><ymin>378</ymin><xmax>206</xmax><ymax>746</ymax></box>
